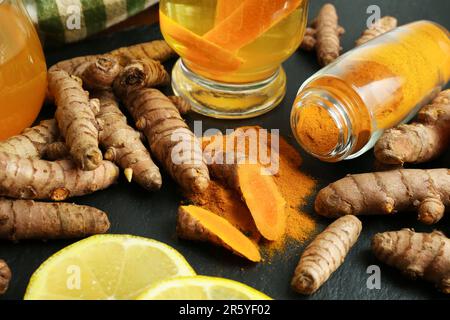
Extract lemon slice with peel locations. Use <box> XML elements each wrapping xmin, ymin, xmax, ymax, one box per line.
<box><xmin>137</xmin><ymin>276</ymin><xmax>272</xmax><ymax>300</ymax></box>
<box><xmin>24</xmin><ymin>235</ymin><xmax>195</xmax><ymax>300</ymax></box>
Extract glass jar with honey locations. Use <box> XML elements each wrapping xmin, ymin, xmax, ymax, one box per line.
<box><xmin>0</xmin><ymin>0</ymin><xmax>47</xmax><ymax>140</ymax></box>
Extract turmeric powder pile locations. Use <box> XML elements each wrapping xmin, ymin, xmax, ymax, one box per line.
<box><xmin>185</xmin><ymin>127</ymin><xmax>317</xmax><ymax>260</ymax></box>
<box><xmin>294</xmin><ymin>104</ymin><xmax>340</xmax><ymax>156</ymax></box>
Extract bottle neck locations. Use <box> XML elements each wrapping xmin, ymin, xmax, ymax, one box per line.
<box><xmin>291</xmin><ymin>87</ymin><xmax>370</xmax><ymax>162</ymax></box>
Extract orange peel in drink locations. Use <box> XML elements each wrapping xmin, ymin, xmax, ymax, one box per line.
<box><xmin>205</xmin><ymin>0</ymin><xmax>304</xmax><ymax>52</ymax></box>
<box><xmin>160</xmin><ymin>12</ymin><xmax>244</xmax><ymax>73</ymax></box>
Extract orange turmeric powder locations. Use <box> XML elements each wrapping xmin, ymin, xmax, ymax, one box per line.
<box><xmin>292</xmin><ymin>21</ymin><xmax>450</xmax><ymax>161</ymax></box>
<box><xmin>296</xmin><ymin>105</ymin><xmax>340</xmax><ymax>156</ymax></box>
<box><xmin>186</xmin><ymin>127</ymin><xmax>317</xmax><ymax>258</ymax></box>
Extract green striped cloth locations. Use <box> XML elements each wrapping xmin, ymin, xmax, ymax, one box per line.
<box><xmin>23</xmin><ymin>0</ymin><xmax>159</xmax><ymax>45</ymax></box>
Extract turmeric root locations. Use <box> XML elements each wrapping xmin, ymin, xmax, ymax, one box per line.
<box><xmin>209</xmin><ymin>151</ymin><xmax>286</xmax><ymax>241</ymax></box>
<box><xmin>114</xmin><ymin>86</ymin><xmax>210</xmax><ymax>193</ymax></box>
<box><xmin>115</xmin><ymin>60</ymin><xmax>170</xmax><ymax>95</ymax></box>
<box><xmin>356</xmin><ymin>16</ymin><xmax>398</xmax><ymax>46</ymax></box>
<box><xmin>50</xmin><ymin>40</ymin><xmax>175</xmax><ymax>75</ymax></box>
<box><xmin>49</xmin><ymin>55</ymin><xmax>121</xmax><ymax>92</ymax></box>
<box><xmin>0</xmin><ymin>152</ymin><xmax>119</xmax><ymax>201</ymax></box>
<box><xmin>50</xmin><ymin>55</ymin><xmax>97</xmax><ymax>80</ymax></box>
<box><xmin>375</xmin><ymin>89</ymin><xmax>450</xmax><ymax>165</ymax></box>
<box><xmin>168</xmin><ymin>96</ymin><xmax>192</xmax><ymax>115</ymax></box>
<box><xmin>300</xmin><ymin>27</ymin><xmax>317</xmax><ymax>51</ymax></box>
<box><xmin>372</xmin><ymin>229</ymin><xmax>450</xmax><ymax>294</ymax></box>
<box><xmin>291</xmin><ymin>215</ymin><xmax>362</xmax><ymax>295</ymax></box>
<box><xmin>113</xmin><ymin>59</ymin><xmax>170</xmax><ymax>97</ymax></box>
<box><xmin>315</xmin><ymin>169</ymin><xmax>450</xmax><ymax>225</ymax></box>
<box><xmin>109</xmin><ymin>40</ymin><xmax>176</xmax><ymax>65</ymax></box>
<box><xmin>92</xmin><ymin>90</ymin><xmax>162</xmax><ymax>191</ymax></box>
<box><xmin>48</xmin><ymin>69</ymin><xmax>103</xmax><ymax>170</ymax></box>
<box><xmin>0</xmin><ymin>198</ymin><xmax>110</xmax><ymax>240</ymax></box>
<box><xmin>0</xmin><ymin>120</ymin><xmax>60</xmax><ymax>158</ymax></box>
<box><xmin>43</xmin><ymin>141</ymin><xmax>70</xmax><ymax>160</ymax></box>
<box><xmin>0</xmin><ymin>260</ymin><xmax>11</xmax><ymax>295</ymax></box>
<box><xmin>301</xmin><ymin>4</ymin><xmax>345</xmax><ymax>66</ymax></box>
<box><xmin>177</xmin><ymin>205</ymin><xmax>261</xmax><ymax>262</ymax></box>
<box><xmin>80</xmin><ymin>56</ymin><xmax>122</xmax><ymax>91</ymax></box>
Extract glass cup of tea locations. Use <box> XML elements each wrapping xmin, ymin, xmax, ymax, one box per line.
<box><xmin>0</xmin><ymin>0</ymin><xmax>47</xmax><ymax>140</ymax></box>
<box><xmin>160</xmin><ymin>0</ymin><xmax>309</xmax><ymax>119</ymax></box>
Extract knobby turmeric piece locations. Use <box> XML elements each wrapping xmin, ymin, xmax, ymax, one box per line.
<box><xmin>301</xmin><ymin>4</ymin><xmax>345</xmax><ymax>66</ymax></box>
<box><xmin>114</xmin><ymin>84</ymin><xmax>209</xmax><ymax>192</ymax></box>
<box><xmin>315</xmin><ymin>169</ymin><xmax>450</xmax><ymax>225</ymax></box>
<box><xmin>50</xmin><ymin>55</ymin><xmax>97</xmax><ymax>80</ymax></box>
<box><xmin>372</xmin><ymin>229</ymin><xmax>450</xmax><ymax>294</ymax></box>
<box><xmin>292</xmin><ymin>215</ymin><xmax>362</xmax><ymax>295</ymax></box>
<box><xmin>48</xmin><ymin>69</ymin><xmax>103</xmax><ymax>171</ymax></box>
<box><xmin>177</xmin><ymin>205</ymin><xmax>261</xmax><ymax>262</ymax></box>
<box><xmin>92</xmin><ymin>91</ymin><xmax>162</xmax><ymax>191</ymax></box>
<box><xmin>109</xmin><ymin>40</ymin><xmax>176</xmax><ymax>66</ymax></box>
<box><xmin>113</xmin><ymin>59</ymin><xmax>170</xmax><ymax>97</ymax></box>
<box><xmin>50</xmin><ymin>40</ymin><xmax>175</xmax><ymax>74</ymax></box>
<box><xmin>375</xmin><ymin>89</ymin><xmax>450</xmax><ymax>165</ymax></box>
<box><xmin>356</xmin><ymin>16</ymin><xmax>398</xmax><ymax>46</ymax></box>
<box><xmin>300</xmin><ymin>27</ymin><xmax>317</xmax><ymax>51</ymax></box>
<box><xmin>0</xmin><ymin>198</ymin><xmax>110</xmax><ymax>241</ymax></box>
<box><xmin>0</xmin><ymin>260</ymin><xmax>11</xmax><ymax>295</ymax></box>
<box><xmin>209</xmin><ymin>151</ymin><xmax>286</xmax><ymax>241</ymax></box>
<box><xmin>168</xmin><ymin>96</ymin><xmax>192</xmax><ymax>115</ymax></box>
<box><xmin>0</xmin><ymin>120</ymin><xmax>60</xmax><ymax>159</ymax></box>
<box><xmin>81</xmin><ymin>56</ymin><xmax>122</xmax><ymax>91</ymax></box>
<box><xmin>43</xmin><ymin>141</ymin><xmax>70</xmax><ymax>160</ymax></box>
<box><xmin>0</xmin><ymin>152</ymin><xmax>119</xmax><ymax>201</ymax></box>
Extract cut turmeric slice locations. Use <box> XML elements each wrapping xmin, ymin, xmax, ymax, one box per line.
<box><xmin>237</xmin><ymin>164</ymin><xmax>287</xmax><ymax>241</ymax></box>
<box><xmin>160</xmin><ymin>12</ymin><xmax>244</xmax><ymax>73</ymax></box>
<box><xmin>215</xmin><ymin>0</ymin><xmax>243</xmax><ymax>24</ymax></box>
<box><xmin>177</xmin><ymin>205</ymin><xmax>261</xmax><ymax>262</ymax></box>
<box><xmin>205</xmin><ymin>0</ymin><xmax>304</xmax><ymax>51</ymax></box>
<box><xmin>209</xmin><ymin>155</ymin><xmax>286</xmax><ymax>241</ymax></box>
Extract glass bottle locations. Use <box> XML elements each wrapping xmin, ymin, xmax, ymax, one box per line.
<box><xmin>0</xmin><ymin>0</ymin><xmax>47</xmax><ymax>140</ymax></box>
<box><xmin>291</xmin><ymin>21</ymin><xmax>450</xmax><ymax>162</ymax></box>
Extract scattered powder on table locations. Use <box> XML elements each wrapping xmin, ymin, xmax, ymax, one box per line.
<box><xmin>262</xmin><ymin>137</ymin><xmax>317</xmax><ymax>258</ymax></box>
<box><xmin>185</xmin><ymin>127</ymin><xmax>317</xmax><ymax>261</ymax></box>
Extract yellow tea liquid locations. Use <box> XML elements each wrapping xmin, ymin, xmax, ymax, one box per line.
<box><xmin>160</xmin><ymin>0</ymin><xmax>307</xmax><ymax>83</ymax></box>
<box><xmin>0</xmin><ymin>4</ymin><xmax>47</xmax><ymax>140</ymax></box>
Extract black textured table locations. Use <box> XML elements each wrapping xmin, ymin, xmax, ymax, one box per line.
<box><xmin>1</xmin><ymin>0</ymin><xmax>449</xmax><ymax>300</ymax></box>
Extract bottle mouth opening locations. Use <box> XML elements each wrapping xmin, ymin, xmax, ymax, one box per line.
<box><xmin>291</xmin><ymin>88</ymin><xmax>354</xmax><ymax>162</ymax></box>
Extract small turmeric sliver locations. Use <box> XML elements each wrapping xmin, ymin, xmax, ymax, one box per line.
<box><xmin>177</xmin><ymin>205</ymin><xmax>261</xmax><ymax>262</ymax></box>
<box><xmin>209</xmin><ymin>156</ymin><xmax>286</xmax><ymax>241</ymax></box>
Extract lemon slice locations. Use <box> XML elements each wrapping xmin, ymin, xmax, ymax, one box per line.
<box><xmin>24</xmin><ymin>235</ymin><xmax>195</xmax><ymax>300</ymax></box>
<box><xmin>137</xmin><ymin>276</ymin><xmax>272</xmax><ymax>300</ymax></box>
